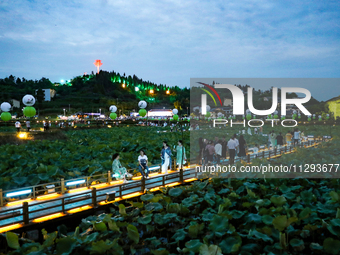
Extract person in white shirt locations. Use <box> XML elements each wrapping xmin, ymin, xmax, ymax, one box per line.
<box><xmin>293</xmin><ymin>129</ymin><xmax>300</xmax><ymax>146</ymax></box>
<box><xmin>26</xmin><ymin>120</ymin><xmax>31</xmax><ymax>132</ymax></box>
<box><xmin>253</xmin><ymin>144</ymin><xmax>259</xmax><ymax>158</ymax></box>
<box><xmin>227</xmin><ymin>137</ymin><xmax>237</xmax><ymax>165</ymax></box>
<box><xmin>138</xmin><ymin>150</ymin><xmax>149</xmax><ymax>178</ymax></box>
<box><xmin>15</xmin><ymin>121</ymin><xmax>21</xmax><ymax>132</ymax></box>
<box><xmin>214</xmin><ymin>140</ymin><xmax>222</xmax><ymax>164</ymax></box>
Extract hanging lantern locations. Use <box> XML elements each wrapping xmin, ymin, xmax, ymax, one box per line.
<box><xmin>281</xmin><ymin>115</ymin><xmax>286</xmax><ymax>120</ymax></box>
<box><xmin>312</xmin><ymin>114</ymin><xmax>316</xmax><ymax>119</ymax></box>
<box><xmin>298</xmin><ymin>114</ymin><xmax>301</xmax><ymax>119</ymax></box>
<box><xmin>110</xmin><ymin>112</ymin><xmax>117</xmax><ymax>120</ymax></box>
<box><xmin>22</xmin><ymin>95</ymin><xmax>36</xmax><ymax>106</ymax></box>
<box><xmin>0</xmin><ymin>102</ymin><xmax>11</xmax><ymax>112</ymax></box>
<box><xmin>318</xmin><ymin>115</ymin><xmax>322</xmax><ymax>121</ymax></box>
<box><xmin>172</xmin><ymin>109</ymin><xmax>178</xmax><ymax>115</ymax></box>
<box><xmin>274</xmin><ymin>114</ymin><xmax>278</xmax><ymax>119</ymax></box>
<box><xmin>173</xmin><ymin>114</ymin><xmax>179</xmax><ymax>121</ymax></box>
<box><xmin>206</xmin><ymin>112</ymin><xmax>211</xmax><ymax>118</ymax></box>
<box><xmin>139</xmin><ymin>109</ymin><xmax>147</xmax><ymax>117</ymax></box>
<box><xmin>138</xmin><ymin>100</ymin><xmax>147</xmax><ymax>109</ymax></box>
<box><xmin>23</xmin><ymin>106</ymin><xmax>36</xmax><ymax>117</ymax></box>
<box><xmin>246</xmin><ymin>114</ymin><xmax>251</xmax><ymax>120</ymax></box>
<box><xmin>109</xmin><ymin>105</ymin><xmax>117</xmax><ymax>112</ymax></box>
<box><xmin>1</xmin><ymin>112</ymin><xmax>11</xmax><ymax>121</ymax></box>
<box><xmin>326</xmin><ymin>114</ymin><xmax>330</xmax><ymax>120</ymax></box>
<box><xmin>308</xmin><ymin>117</ymin><xmax>311</xmax><ymax>121</ymax></box>
<box><xmin>268</xmin><ymin>114</ymin><xmax>272</xmax><ymax>119</ymax></box>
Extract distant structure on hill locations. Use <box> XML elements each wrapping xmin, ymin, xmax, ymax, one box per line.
<box><xmin>326</xmin><ymin>96</ymin><xmax>340</xmax><ymax>119</ymax></box>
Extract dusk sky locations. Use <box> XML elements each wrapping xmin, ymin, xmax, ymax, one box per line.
<box><xmin>0</xmin><ymin>0</ymin><xmax>339</xmax><ymax>101</ymax></box>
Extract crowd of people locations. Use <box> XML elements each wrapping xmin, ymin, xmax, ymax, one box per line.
<box><xmin>198</xmin><ymin>128</ymin><xmax>306</xmax><ymax>166</ymax></box>
<box><xmin>198</xmin><ymin>134</ymin><xmax>251</xmax><ymax>166</ymax></box>
<box><xmin>111</xmin><ymin>140</ymin><xmax>187</xmax><ymax>182</ymax></box>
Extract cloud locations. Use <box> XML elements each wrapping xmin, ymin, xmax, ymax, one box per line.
<box><xmin>0</xmin><ymin>0</ymin><xmax>339</xmax><ymax>100</ymax></box>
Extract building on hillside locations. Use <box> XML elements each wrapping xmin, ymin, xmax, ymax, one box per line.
<box><xmin>11</xmin><ymin>99</ymin><xmax>20</xmax><ymax>108</ymax></box>
<box><xmin>210</xmin><ymin>106</ymin><xmax>232</xmax><ymax>117</ymax></box>
<box><xmin>145</xmin><ymin>109</ymin><xmax>173</xmax><ymax>118</ymax></box>
<box><xmin>326</xmin><ymin>96</ymin><xmax>340</xmax><ymax>119</ymax></box>
<box><xmin>35</xmin><ymin>89</ymin><xmax>56</xmax><ymax>101</ymax></box>
<box><xmin>223</xmin><ymin>98</ymin><xmax>232</xmax><ymax>106</ymax></box>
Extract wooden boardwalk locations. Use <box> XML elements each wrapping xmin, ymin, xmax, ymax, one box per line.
<box><xmin>0</xmin><ymin>138</ymin><xmax>326</xmax><ymax>233</ymax></box>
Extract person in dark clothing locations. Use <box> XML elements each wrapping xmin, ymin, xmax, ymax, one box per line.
<box><xmin>276</xmin><ymin>132</ymin><xmax>284</xmax><ymax>149</ymax></box>
<box><xmin>238</xmin><ymin>135</ymin><xmax>247</xmax><ymax>158</ymax></box>
<box><xmin>221</xmin><ymin>136</ymin><xmax>227</xmax><ymax>159</ymax></box>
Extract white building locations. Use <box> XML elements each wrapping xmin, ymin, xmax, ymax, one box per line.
<box><xmin>35</xmin><ymin>89</ymin><xmax>56</xmax><ymax>101</ymax></box>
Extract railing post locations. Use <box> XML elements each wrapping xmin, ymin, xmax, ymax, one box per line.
<box><xmin>23</xmin><ymin>202</ymin><xmax>29</xmax><ymax>225</ymax></box>
<box><xmin>61</xmin><ymin>178</ymin><xmax>65</xmax><ymax>194</ymax></box>
<box><xmin>180</xmin><ymin>168</ymin><xmax>184</xmax><ymax>183</ymax></box>
<box><xmin>62</xmin><ymin>198</ymin><xmax>65</xmax><ymax>213</ymax></box>
<box><xmin>119</xmin><ymin>185</ymin><xmax>122</xmax><ymax>198</ymax></box>
<box><xmin>33</xmin><ymin>186</ymin><xmax>36</xmax><ymax>200</ymax></box>
<box><xmin>268</xmin><ymin>150</ymin><xmax>271</xmax><ymax>159</ymax></box>
<box><xmin>262</xmin><ymin>151</ymin><xmax>265</xmax><ymax>159</ymax></box>
<box><xmin>107</xmin><ymin>171</ymin><xmax>112</xmax><ymax>184</ymax></box>
<box><xmin>92</xmin><ymin>187</ymin><xmax>97</xmax><ymax>207</ymax></box>
<box><xmin>0</xmin><ymin>189</ymin><xmax>3</xmax><ymax>207</ymax></box>
<box><xmin>162</xmin><ymin>176</ymin><xmax>165</xmax><ymax>187</ymax></box>
<box><xmin>247</xmin><ymin>154</ymin><xmax>250</xmax><ymax>163</ymax></box>
<box><xmin>274</xmin><ymin>148</ymin><xmax>277</xmax><ymax>156</ymax></box>
<box><xmin>141</xmin><ymin>177</ymin><xmax>146</xmax><ymax>192</ymax></box>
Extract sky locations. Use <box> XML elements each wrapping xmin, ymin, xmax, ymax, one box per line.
<box><xmin>0</xmin><ymin>0</ymin><xmax>339</xmax><ymax>101</ymax></box>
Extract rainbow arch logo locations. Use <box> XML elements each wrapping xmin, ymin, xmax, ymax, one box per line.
<box><xmin>197</xmin><ymin>82</ymin><xmax>223</xmax><ymax>106</ymax></box>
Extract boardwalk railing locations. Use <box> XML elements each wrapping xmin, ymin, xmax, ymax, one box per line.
<box><xmin>0</xmin><ymin>159</ymin><xmax>185</xmax><ymax>207</ymax></box>
<box><xmin>0</xmin><ymin>167</ymin><xmax>198</xmax><ymax>232</ymax></box>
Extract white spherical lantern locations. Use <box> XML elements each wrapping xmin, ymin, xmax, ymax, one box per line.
<box><xmin>246</xmin><ymin>109</ymin><xmax>251</xmax><ymax>114</ymax></box>
<box><xmin>293</xmin><ymin>110</ymin><xmax>297</xmax><ymax>114</ymax></box>
<box><xmin>22</xmin><ymin>94</ymin><xmax>36</xmax><ymax>106</ymax></box>
<box><xmin>172</xmin><ymin>108</ymin><xmax>178</xmax><ymax>115</ymax></box>
<box><xmin>0</xmin><ymin>102</ymin><xmax>11</xmax><ymax>112</ymax></box>
<box><xmin>138</xmin><ymin>100</ymin><xmax>147</xmax><ymax>109</ymax></box>
<box><xmin>206</xmin><ymin>105</ymin><xmax>211</xmax><ymax>112</ymax></box>
<box><xmin>274</xmin><ymin>110</ymin><xmax>278</xmax><ymax>115</ymax></box>
<box><xmin>109</xmin><ymin>105</ymin><xmax>117</xmax><ymax>113</ymax></box>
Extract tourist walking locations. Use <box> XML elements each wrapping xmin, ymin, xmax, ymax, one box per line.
<box><xmin>276</xmin><ymin>132</ymin><xmax>284</xmax><ymax>150</ymax></box>
<box><xmin>205</xmin><ymin>140</ymin><xmax>215</xmax><ymax>164</ymax></box>
<box><xmin>233</xmin><ymin>134</ymin><xmax>239</xmax><ymax>156</ymax></box>
<box><xmin>293</xmin><ymin>129</ymin><xmax>300</xmax><ymax>146</ymax></box>
<box><xmin>227</xmin><ymin>137</ymin><xmax>237</xmax><ymax>165</ymax></box>
<box><xmin>286</xmin><ymin>131</ymin><xmax>292</xmax><ymax>146</ymax></box>
<box><xmin>26</xmin><ymin>120</ymin><xmax>31</xmax><ymax>132</ymax></box>
<box><xmin>214</xmin><ymin>140</ymin><xmax>222</xmax><ymax>164</ymax></box>
<box><xmin>15</xmin><ymin>121</ymin><xmax>21</xmax><ymax>132</ymax></box>
<box><xmin>221</xmin><ymin>136</ymin><xmax>227</xmax><ymax>160</ymax></box>
<box><xmin>174</xmin><ymin>140</ymin><xmax>187</xmax><ymax>169</ymax></box>
<box><xmin>238</xmin><ymin>135</ymin><xmax>247</xmax><ymax>158</ymax></box>
<box><xmin>161</xmin><ymin>141</ymin><xmax>172</xmax><ymax>174</ymax></box>
<box><xmin>270</xmin><ymin>131</ymin><xmax>277</xmax><ymax>149</ymax></box>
